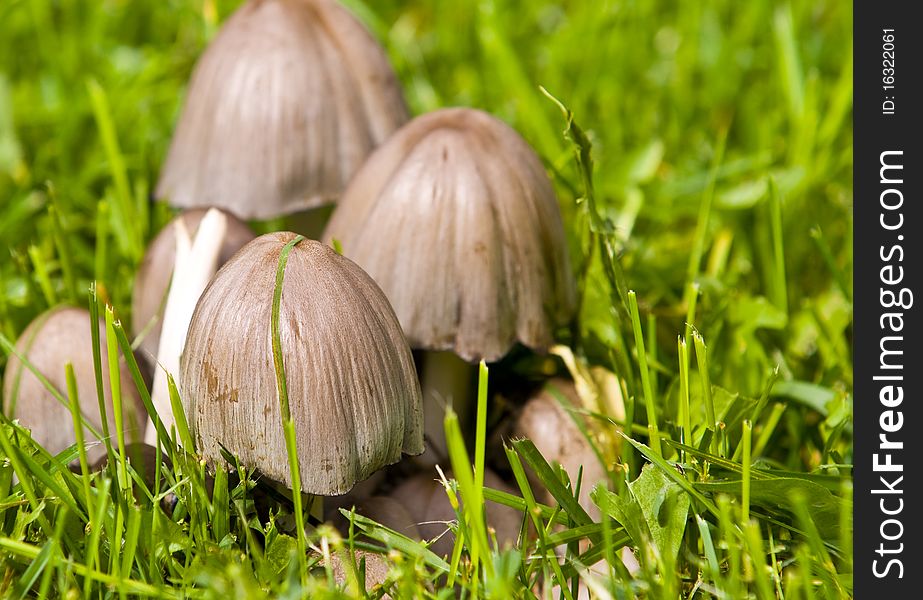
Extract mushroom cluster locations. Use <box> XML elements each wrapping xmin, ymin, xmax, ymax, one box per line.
<box><xmin>0</xmin><ymin>0</ymin><xmax>606</xmax><ymax>581</ymax></box>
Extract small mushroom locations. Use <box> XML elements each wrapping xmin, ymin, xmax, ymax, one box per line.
<box><xmin>180</xmin><ymin>233</ymin><xmax>423</xmax><ymax>497</ymax></box>
<box><xmin>323</xmin><ymin>107</ymin><xmax>576</xmax><ymax>461</ymax></box>
<box><xmin>389</xmin><ymin>468</ymin><xmax>522</xmax><ymax>557</ymax></box>
<box><xmin>2</xmin><ymin>307</ymin><xmax>146</xmax><ymax>461</ymax></box>
<box><xmin>156</xmin><ymin>0</ymin><xmax>408</xmax><ymax>220</ymax></box>
<box><xmin>513</xmin><ymin>379</ymin><xmax>608</xmax><ymax>519</ymax></box>
<box><xmin>132</xmin><ymin>208</ymin><xmax>255</xmax><ymax>377</ymax></box>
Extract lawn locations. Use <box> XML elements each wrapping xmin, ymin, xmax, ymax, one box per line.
<box><xmin>0</xmin><ymin>0</ymin><xmax>853</xmax><ymax>598</ymax></box>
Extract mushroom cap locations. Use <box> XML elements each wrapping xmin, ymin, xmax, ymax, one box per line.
<box><xmin>132</xmin><ymin>208</ymin><xmax>255</xmax><ymax>373</ymax></box>
<box><xmin>2</xmin><ymin>307</ymin><xmax>146</xmax><ymax>459</ymax></box>
<box><xmin>180</xmin><ymin>232</ymin><xmax>423</xmax><ymax>495</ymax></box>
<box><xmin>513</xmin><ymin>379</ymin><xmax>606</xmax><ymax>519</ymax></box>
<box><xmin>155</xmin><ymin>0</ymin><xmax>409</xmax><ymax>219</ymax></box>
<box><xmin>322</xmin><ymin>107</ymin><xmax>576</xmax><ymax>362</ymax></box>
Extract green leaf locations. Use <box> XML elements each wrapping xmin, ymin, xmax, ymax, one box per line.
<box><xmin>616</xmin><ymin>140</ymin><xmax>664</xmax><ymax>186</ymax></box>
<box><xmin>771</xmin><ymin>380</ymin><xmax>836</xmax><ymax>415</ymax></box>
<box><xmin>343</xmin><ymin>511</ymin><xmax>451</xmax><ymax>574</ymax></box>
<box><xmin>729</xmin><ymin>295</ymin><xmax>787</xmax><ymax>332</ymax></box>
<box><xmin>592</xmin><ymin>483</ymin><xmax>646</xmax><ymax>546</ymax></box>
<box><xmin>263</xmin><ymin>532</ymin><xmax>297</xmax><ymax>580</ymax></box>
<box><xmin>695</xmin><ymin>477</ymin><xmax>844</xmax><ymax>539</ymax></box>
<box><xmin>627</xmin><ymin>464</ymin><xmax>690</xmax><ymax>562</ymax></box>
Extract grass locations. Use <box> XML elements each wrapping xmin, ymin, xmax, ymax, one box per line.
<box><xmin>1</xmin><ymin>0</ymin><xmax>852</xmax><ymax>598</ymax></box>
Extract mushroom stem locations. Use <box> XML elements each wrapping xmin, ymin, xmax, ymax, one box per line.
<box><xmin>262</xmin><ymin>479</ymin><xmax>324</xmax><ymax>526</ymax></box>
<box><xmin>418</xmin><ymin>351</ymin><xmax>473</xmax><ymax>466</ymax></box>
<box><xmin>146</xmin><ymin>208</ymin><xmax>227</xmax><ymax>444</ymax></box>
<box><xmin>309</xmin><ymin>494</ymin><xmax>323</xmax><ymax>524</ymax></box>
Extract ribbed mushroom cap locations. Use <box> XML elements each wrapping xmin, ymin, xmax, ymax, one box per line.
<box><xmin>514</xmin><ymin>379</ymin><xmax>606</xmax><ymax>519</ymax></box>
<box><xmin>2</xmin><ymin>307</ymin><xmax>146</xmax><ymax>457</ymax></box>
<box><xmin>322</xmin><ymin>107</ymin><xmax>576</xmax><ymax>362</ymax></box>
<box><xmin>180</xmin><ymin>232</ymin><xmax>423</xmax><ymax>495</ymax></box>
<box><xmin>156</xmin><ymin>0</ymin><xmax>409</xmax><ymax>219</ymax></box>
<box><xmin>132</xmin><ymin>208</ymin><xmax>255</xmax><ymax>372</ymax></box>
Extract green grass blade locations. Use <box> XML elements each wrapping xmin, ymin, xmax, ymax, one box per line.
<box><xmin>167</xmin><ymin>373</ymin><xmax>193</xmax><ymax>450</ymax></box>
<box><xmin>110</xmin><ymin>317</ymin><xmax>169</xmax><ymax>446</ymax></box>
<box><xmin>0</xmin><ymin>421</ymin><xmax>54</xmax><ymax>536</ymax></box>
<box><xmin>767</xmin><ymin>179</ymin><xmax>788</xmax><ymax>315</ymax></box>
<box><xmin>474</xmin><ymin>360</ymin><xmax>488</xmax><ymax>493</ymax></box>
<box><xmin>445</xmin><ymin>407</ymin><xmax>494</xmax><ymax>582</ymax></box>
<box><xmin>627</xmin><ymin>291</ymin><xmax>661</xmax><ymax>456</ymax></box>
<box><xmin>48</xmin><ymin>201</ymin><xmax>78</xmax><ymax>304</ymax></box>
<box><xmin>105</xmin><ymin>305</ymin><xmax>130</xmax><ymax>492</ymax></box>
<box><xmin>11</xmin><ymin>538</ymin><xmax>54</xmax><ymax>599</ymax></box>
<box><xmin>65</xmin><ymin>362</ymin><xmax>96</xmax><ymax>523</ymax></box>
<box><xmin>270</xmin><ymin>234</ymin><xmax>309</xmax><ymax>584</ymax></box>
<box><xmin>741</xmin><ymin>419</ymin><xmax>752</xmax><ymax>523</ymax></box>
<box><xmin>511</xmin><ymin>438</ymin><xmax>592</xmax><ymax>528</ymax></box>
<box><xmin>86</xmin><ymin>79</ymin><xmax>140</xmax><ymax>260</ymax></box>
<box><xmin>121</xmin><ymin>505</ymin><xmax>142</xmax><ymax>576</ymax></box>
<box><xmin>693</xmin><ymin>332</ymin><xmax>719</xmax><ymax>456</ymax></box>
<box><xmin>26</xmin><ymin>245</ymin><xmax>55</xmax><ymax>308</ymax></box>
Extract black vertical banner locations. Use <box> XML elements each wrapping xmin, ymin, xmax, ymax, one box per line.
<box><xmin>854</xmin><ymin>1</ymin><xmax>922</xmax><ymax>596</ymax></box>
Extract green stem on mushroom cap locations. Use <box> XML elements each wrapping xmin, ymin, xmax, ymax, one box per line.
<box><xmin>271</xmin><ymin>234</ymin><xmax>310</xmax><ymax>582</ymax></box>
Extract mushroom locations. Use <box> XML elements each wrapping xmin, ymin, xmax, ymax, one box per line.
<box><xmin>132</xmin><ymin>207</ymin><xmax>255</xmax><ymax>378</ymax></box>
<box><xmin>180</xmin><ymin>233</ymin><xmax>423</xmax><ymax>500</ymax></box>
<box><xmin>389</xmin><ymin>468</ymin><xmax>522</xmax><ymax>557</ymax></box>
<box><xmin>2</xmin><ymin>306</ymin><xmax>146</xmax><ymax>461</ymax></box>
<box><xmin>155</xmin><ymin>0</ymin><xmax>409</xmax><ymax>224</ymax></box>
<box><xmin>322</xmin><ymin>107</ymin><xmax>576</xmax><ymax>462</ymax></box>
<box><xmin>513</xmin><ymin>379</ymin><xmax>608</xmax><ymax>519</ymax></box>
<box><xmin>134</xmin><ymin>208</ymin><xmax>254</xmax><ymax>443</ymax></box>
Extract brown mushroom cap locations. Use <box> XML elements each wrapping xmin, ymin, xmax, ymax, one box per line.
<box><xmin>322</xmin><ymin>107</ymin><xmax>576</xmax><ymax>362</ymax></box>
<box><xmin>156</xmin><ymin>0</ymin><xmax>409</xmax><ymax>219</ymax></box>
<box><xmin>180</xmin><ymin>233</ymin><xmax>423</xmax><ymax>496</ymax></box>
<box><xmin>2</xmin><ymin>307</ymin><xmax>146</xmax><ymax>459</ymax></box>
<box><xmin>132</xmin><ymin>208</ymin><xmax>255</xmax><ymax>373</ymax></box>
<box><xmin>513</xmin><ymin>379</ymin><xmax>607</xmax><ymax>519</ymax></box>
